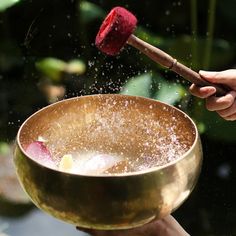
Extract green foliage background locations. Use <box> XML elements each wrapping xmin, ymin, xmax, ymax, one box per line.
<box><xmin>0</xmin><ymin>0</ymin><xmax>236</xmax><ymax>235</ymax></box>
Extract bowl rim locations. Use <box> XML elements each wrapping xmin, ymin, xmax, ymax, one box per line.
<box><xmin>16</xmin><ymin>94</ymin><xmax>200</xmax><ymax>178</ymax></box>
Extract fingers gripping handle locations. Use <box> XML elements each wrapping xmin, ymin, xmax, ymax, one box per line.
<box><xmin>127</xmin><ymin>35</ymin><xmax>228</xmax><ymax>96</ymax></box>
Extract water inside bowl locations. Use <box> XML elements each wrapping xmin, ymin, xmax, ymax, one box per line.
<box><xmin>21</xmin><ymin>96</ymin><xmax>195</xmax><ymax>175</ymax></box>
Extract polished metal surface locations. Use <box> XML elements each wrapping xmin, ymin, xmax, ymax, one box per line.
<box><xmin>14</xmin><ymin>94</ymin><xmax>202</xmax><ymax>230</ymax></box>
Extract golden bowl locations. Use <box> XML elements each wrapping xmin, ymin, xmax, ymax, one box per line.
<box><xmin>14</xmin><ymin>94</ymin><xmax>202</xmax><ymax>230</ymax></box>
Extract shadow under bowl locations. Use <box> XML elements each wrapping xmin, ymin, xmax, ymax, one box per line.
<box><xmin>14</xmin><ymin>94</ymin><xmax>202</xmax><ymax>230</ymax></box>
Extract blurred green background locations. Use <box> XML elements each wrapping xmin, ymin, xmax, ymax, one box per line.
<box><xmin>0</xmin><ymin>0</ymin><xmax>236</xmax><ymax>235</ymax></box>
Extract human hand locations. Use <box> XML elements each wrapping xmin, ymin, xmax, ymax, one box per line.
<box><xmin>190</xmin><ymin>69</ymin><xmax>236</xmax><ymax>121</ymax></box>
<box><xmin>77</xmin><ymin>215</ymin><xmax>189</xmax><ymax>236</ymax></box>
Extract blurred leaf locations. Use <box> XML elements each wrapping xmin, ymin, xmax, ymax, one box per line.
<box><xmin>36</xmin><ymin>58</ymin><xmax>86</xmax><ymax>83</ymax></box>
<box><xmin>79</xmin><ymin>1</ymin><xmax>105</xmax><ymax>24</ymax></box>
<box><xmin>0</xmin><ymin>0</ymin><xmax>20</xmax><ymax>11</ymax></box>
<box><xmin>135</xmin><ymin>27</ymin><xmax>164</xmax><ymax>48</ymax></box>
<box><xmin>153</xmin><ymin>79</ymin><xmax>186</xmax><ymax>105</ymax></box>
<box><xmin>193</xmin><ymin>101</ymin><xmax>236</xmax><ymax>142</ymax></box>
<box><xmin>166</xmin><ymin>35</ymin><xmax>235</xmax><ymax>70</ymax></box>
<box><xmin>120</xmin><ymin>73</ymin><xmax>152</xmax><ymax>98</ymax></box>
<box><xmin>0</xmin><ymin>142</ymin><xmax>10</xmax><ymax>155</ymax></box>
<box><xmin>132</xmin><ymin>29</ymin><xmax>234</xmax><ymax>71</ymax></box>
<box><xmin>120</xmin><ymin>73</ymin><xmax>186</xmax><ymax>106</ymax></box>
<box><xmin>36</xmin><ymin>58</ymin><xmax>66</xmax><ymax>82</ymax></box>
<box><xmin>65</xmin><ymin>60</ymin><xmax>86</xmax><ymax>74</ymax></box>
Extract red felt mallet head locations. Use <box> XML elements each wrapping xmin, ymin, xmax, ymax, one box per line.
<box><xmin>95</xmin><ymin>6</ymin><xmax>137</xmax><ymax>56</ymax></box>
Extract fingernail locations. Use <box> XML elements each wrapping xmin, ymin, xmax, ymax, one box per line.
<box><xmin>200</xmin><ymin>86</ymin><xmax>216</xmax><ymax>95</ymax></box>
<box><xmin>208</xmin><ymin>87</ymin><xmax>216</xmax><ymax>94</ymax></box>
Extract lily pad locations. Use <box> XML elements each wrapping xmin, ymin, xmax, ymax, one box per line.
<box><xmin>153</xmin><ymin>79</ymin><xmax>186</xmax><ymax>105</ymax></box>
<box><xmin>120</xmin><ymin>73</ymin><xmax>152</xmax><ymax>98</ymax></box>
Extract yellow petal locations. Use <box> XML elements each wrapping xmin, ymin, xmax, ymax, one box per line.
<box><xmin>59</xmin><ymin>154</ymin><xmax>73</xmax><ymax>172</ymax></box>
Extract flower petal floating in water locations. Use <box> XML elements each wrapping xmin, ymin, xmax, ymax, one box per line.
<box><xmin>25</xmin><ymin>141</ymin><xmax>55</xmax><ymax>168</ymax></box>
<box><xmin>59</xmin><ymin>154</ymin><xmax>74</xmax><ymax>173</ymax></box>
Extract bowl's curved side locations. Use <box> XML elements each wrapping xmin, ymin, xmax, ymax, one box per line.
<box><xmin>14</xmin><ymin>136</ymin><xmax>202</xmax><ymax>230</ymax></box>
<box><xmin>13</xmin><ymin>94</ymin><xmax>203</xmax><ymax>230</ymax></box>
<box><xmin>170</xmin><ymin>136</ymin><xmax>202</xmax><ymax>212</ymax></box>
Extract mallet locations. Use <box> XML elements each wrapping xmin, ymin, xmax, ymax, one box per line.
<box><xmin>95</xmin><ymin>6</ymin><xmax>228</xmax><ymax>96</ymax></box>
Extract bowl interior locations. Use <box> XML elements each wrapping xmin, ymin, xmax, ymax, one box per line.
<box><xmin>18</xmin><ymin>95</ymin><xmax>196</xmax><ymax>175</ymax></box>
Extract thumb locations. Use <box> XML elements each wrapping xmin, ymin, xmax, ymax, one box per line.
<box><xmin>199</xmin><ymin>70</ymin><xmax>222</xmax><ymax>83</ymax></box>
<box><xmin>199</xmin><ymin>69</ymin><xmax>236</xmax><ymax>88</ymax></box>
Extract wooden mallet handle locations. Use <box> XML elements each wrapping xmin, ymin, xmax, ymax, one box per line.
<box><xmin>128</xmin><ymin>35</ymin><xmax>228</xmax><ymax>96</ymax></box>
<box><xmin>96</xmin><ymin>7</ymin><xmax>228</xmax><ymax>96</ymax></box>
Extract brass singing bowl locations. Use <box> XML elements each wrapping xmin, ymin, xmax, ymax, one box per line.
<box><xmin>14</xmin><ymin>94</ymin><xmax>202</xmax><ymax>230</ymax></box>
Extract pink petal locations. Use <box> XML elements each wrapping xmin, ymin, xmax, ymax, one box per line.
<box><xmin>25</xmin><ymin>141</ymin><xmax>55</xmax><ymax>168</ymax></box>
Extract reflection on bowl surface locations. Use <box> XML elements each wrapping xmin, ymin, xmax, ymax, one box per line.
<box><xmin>14</xmin><ymin>94</ymin><xmax>202</xmax><ymax>230</ymax></box>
